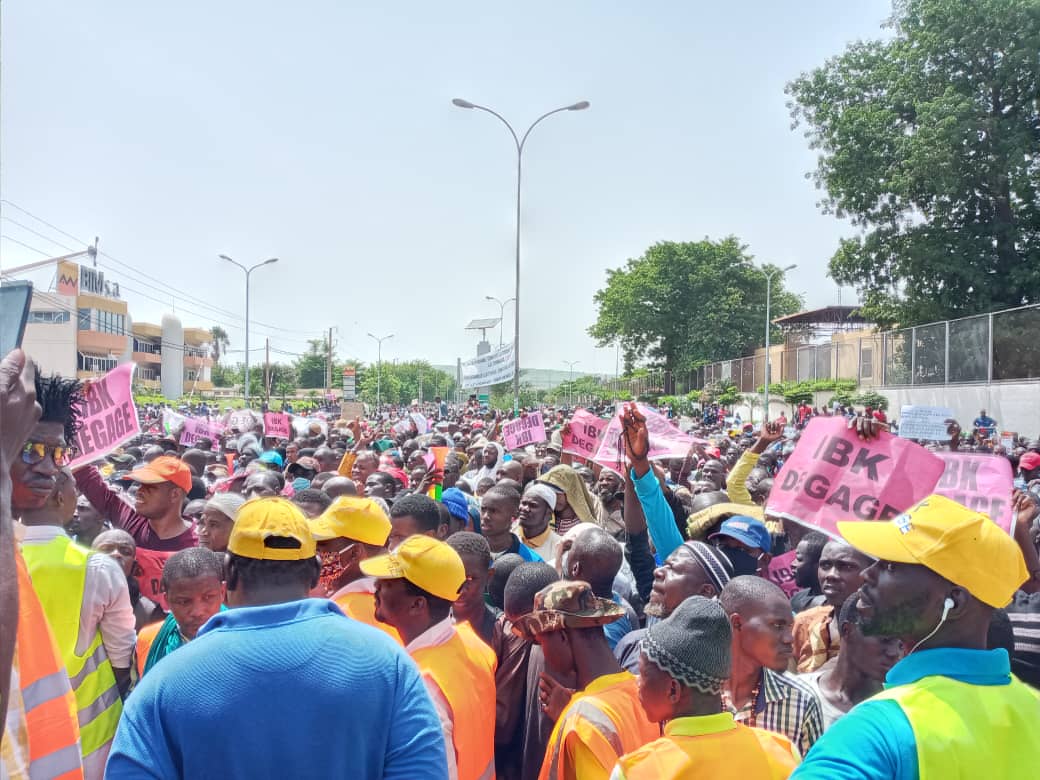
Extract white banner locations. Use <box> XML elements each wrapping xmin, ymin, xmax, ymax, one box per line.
<box><xmin>461</xmin><ymin>343</ymin><xmax>515</xmax><ymax>389</ymax></box>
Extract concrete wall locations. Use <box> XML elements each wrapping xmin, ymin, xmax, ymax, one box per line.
<box><xmin>161</xmin><ymin>314</ymin><xmax>184</xmax><ymax>399</ymax></box>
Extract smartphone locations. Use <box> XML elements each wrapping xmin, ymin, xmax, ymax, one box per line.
<box><xmin>0</xmin><ymin>281</ymin><xmax>34</xmax><ymax>357</ymax></box>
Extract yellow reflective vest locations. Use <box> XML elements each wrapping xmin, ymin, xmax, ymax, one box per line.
<box><xmin>22</xmin><ymin>535</ymin><xmax>123</xmax><ymax>766</ymax></box>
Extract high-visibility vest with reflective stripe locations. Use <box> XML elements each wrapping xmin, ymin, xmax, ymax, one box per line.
<box><xmin>411</xmin><ymin>624</ymin><xmax>497</xmax><ymax>780</ymax></box>
<box><xmin>540</xmin><ymin>671</ymin><xmax>659</xmax><ymax>780</ymax></box>
<box><xmin>334</xmin><ymin>591</ymin><xmax>402</xmax><ymax>644</ymax></box>
<box><xmin>614</xmin><ymin>723</ymin><xmax>798</xmax><ymax>779</ymax></box>
<box><xmin>871</xmin><ymin>673</ymin><xmax>1040</xmax><ymax>780</ymax></box>
<box><xmin>22</xmin><ymin>536</ymin><xmax>122</xmax><ymax>762</ymax></box>
<box><xmin>14</xmin><ymin>550</ymin><xmax>84</xmax><ymax>780</ymax></box>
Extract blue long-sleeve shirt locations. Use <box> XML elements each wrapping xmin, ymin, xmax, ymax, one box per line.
<box><xmin>631</xmin><ymin>467</ymin><xmax>684</xmax><ymax>559</ymax></box>
<box><xmin>107</xmin><ymin>598</ymin><xmax>448</xmax><ymax>780</ymax></box>
<box><xmin>792</xmin><ymin>647</ymin><xmax>1014</xmax><ymax>779</ymax></box>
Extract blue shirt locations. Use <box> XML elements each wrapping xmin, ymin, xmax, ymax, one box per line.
<box><xmin>631</xmin><ymin>467</ymin><xmax>684</xmax><ymax>559</ymax></box>
<box><xmin>107</xmin><ymin>598</ymin><xmax>448</xmax><ymax>780</ymax></box>
<box><xmin>792</xmin><ymin>647</ymin><xmax>1013</xmax><ymax>780</ymax></box>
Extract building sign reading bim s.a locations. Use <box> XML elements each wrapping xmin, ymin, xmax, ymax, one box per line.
<box><xmin>79</xmin><ymin>266</ymin><xmax>120</xmax><ymax>299</ymax></box>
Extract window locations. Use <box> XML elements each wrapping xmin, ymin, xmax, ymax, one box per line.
<box><xmin>133</xmin><ymin>338</ymin><xmax>161</xmax><ymax>354</ymax></box>
<box><xmin>27</xmin><ymin>310</ymin><xmax>70</xmax><ymax>324</ymax></box>
<box><xmin>77</xmin><ymin>353</ymin><xmax>118</xmax><ymax>373</ymax></box>
<box><xmin>78</xmin><ymin>308</ymin><xmax>92</xmax><ymax>330</ymax></box>
<box><xmin>860</xmin><ymin>346</ymin><xmax>874</xmax><ymax>380</ymax></box>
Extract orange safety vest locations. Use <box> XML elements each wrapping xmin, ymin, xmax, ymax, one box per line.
<box><xmin>134</xmin><ymin>621</ymin><xmax>163</xmax><ymax>678</ymax></box>
<box><xmin>334</xmin><ymin>591</ymin><xmax>402</xmax><ymax>645</ymax></box>
<box><xmin>615</xmin><ymin>715</ymin><xmax>799</xmax><ymax>779</ymax></box>
<box><xmin>14</xmin><ymin>551</ymin><xmax>84</xmax><ymax>780</ymax></box>
<box><xmin>411</xmin><ymin>623</ymin><xmax>497</xmax><ymax>780</ymax></box>
<box><xmin>539</xmin><ymin>671</ymin><xmax>659</xmax><ymax>780</ymax></box>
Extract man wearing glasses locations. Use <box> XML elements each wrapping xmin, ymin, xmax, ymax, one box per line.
<box><xmin>14</xmin><ymin>373</ymin><xmax>135</xmax><ymax>779</ymax></box>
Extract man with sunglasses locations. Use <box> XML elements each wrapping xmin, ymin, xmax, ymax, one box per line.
<box><xmin>12</xmin><ymin>373</ymin><xmax>134</xmax><ymax>779</ymax></box>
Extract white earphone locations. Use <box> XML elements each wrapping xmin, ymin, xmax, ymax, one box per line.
<box><xmin>910</xmin><ymin>596</ymin><xmax>955</xmax><ymax>655</ymax></box>
<box><xmin>941</xmin><ymin>597</ymin><xmax>955</xmax><ymax>618</ymax></box>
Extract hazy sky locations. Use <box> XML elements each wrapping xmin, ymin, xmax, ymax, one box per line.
<box><xmin>2</xmin><ymin>1</ymin><xmax>892</xmax><ymax>376</ymax></box>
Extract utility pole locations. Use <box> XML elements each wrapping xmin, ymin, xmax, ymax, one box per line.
<box><xmin>264</xmin><ymin>338</ymin><xmax>271</xmax><ymax>407</ymax></box>
<box><xmin>327</xmin><ymin>327</ymin><xmax>334</xmax><ymax>399</ymax></box>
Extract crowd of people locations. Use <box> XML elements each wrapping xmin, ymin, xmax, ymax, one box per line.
<box><xmin>2</xmin><ymin>345</ymin><xmax>1039</xmax><ymax>779</ymax></box>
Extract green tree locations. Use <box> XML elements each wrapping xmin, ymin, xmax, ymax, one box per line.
<box><xmin>294</xmin><ymin>339</ymin><xmax>331</xmax><ymax>389</ymax></box>
<box><xmin>209</xmin><ymin>326</ymin><xmax>230</xmax><ymax>363</ymax></box>
<box><xmin>588</xmin><ymin>239</ymin><xmax>801</xmax><ymax>372</ymax></box>
<box><xmin>787</xmin><ymin>0</ymin><xmax>1040</xmax><ymax>327</ymax></box>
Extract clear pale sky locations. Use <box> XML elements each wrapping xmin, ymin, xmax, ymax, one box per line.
<box><xmin>1</xmin><ymin>1</ymin><xmax>892</xmax><ymax>376</ymax></box>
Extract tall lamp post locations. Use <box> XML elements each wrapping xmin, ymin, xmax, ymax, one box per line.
<box><xmin>756</xmin><ymin>264</ymin><xmax>797</xmax><ymax>421</ymax></box>
<box><xmin>563</xmin><ymin>360</ymin><xmax>580</xmax><ymax>408</ymax></box>
<box><xmin>219</xmin><ymin>254</ymin><xmax>278</xmax><ymax>407</ymax></box>
<box><xmin>453</xmin><ymin>97</ymin><xmax>590</xmax><ymax>413</ymax></box>
<box><xmin>485</xmin><ymin>295</ymin><xmax>516</xmax><ymax>346</ymax></box>
<box><xmin>367</xmin><ymin>332</ymin><xmax>394</xmax><ymax>410</ymax></box>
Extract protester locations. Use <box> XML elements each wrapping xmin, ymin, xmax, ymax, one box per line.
<box><xmin>611</xmin><ymin>596</ymin><xmax>800</xmax><ymax>779</ymax></box>
<box><xmin>518</xmin><ymin>483</ymin><xmax>563</xmax><ymax>564</ymax></box>
<box><xmin>614</xmin><ymin>540</ymin><xmax>733</xmax><ymax>674</ymax></box>
<box><xmin>481</xmin><ymin>485</ymin><xmax>544</xmax><ymax>562</ymax></box>
<box><xmin>14</xmin><ymin>374</ymin><xmax>133</xmax><ymax>779</ymax></box>
<box><xmin>798</xmin><ymin>595</ymin><xmax>902</xmax><ymax>730</ymax></box>
<box><xmin>388</xmin><ymin>493</ymin><xmax>448</xmax><ymax>549</ymax></box>
<box><xmin>720</xmin><ymin>576</ymin><xmax>824</xmax><ymax>756</ymax></box>
<box><xmin>512</xmin><ymin>580</ymin><xmax>659</xmax><ymax>780</ymax></box>
<box><xmin>93</xmin><ymin>528</ymin><xmax>165</xmax><ymax>630</ymax></box>
<box><xmin>539</xmin><ymin>465</ymin><xmax>601</xmax><ymax>535</ymax></box>
<box><xmin>66</xmin><ymin>493</ymin><xmax>111</xmax><ymax>546</ymax></box>
<box><xmin>108</xmin><ymin>497</ymin><xmax>447</xmax><ymax>779</ymax></box>
<box><xmin>793</xmin><ymin>494</ymin><xmax>1040</xmax><ymax>778</ymax></box>
<box><xmin>791</xmin><ymin>540</ymin><xmax>872</xmax><ymax>672</ymax></box>
<box><xmin>363</xmin><ymin>534</ymin><xmax>497</xmax><ymax>780</ymax></box>
<box><xmin>446</xmin><ymin>532</ymin><xmax>499</xmax><ymax>645</ymax></box>
<box><xmin>196</xmin><ymin>492</ymin><xmax>246</xmax><ymax>552</ymax></box>
<box><xmin>789</xmin><ymin>531</ymin><xmax>828</xmax><ymax>613</ymax></box>
<box><xmin>565</xmin><ymin>527</ymin><xmax>638</xmax><ymax>651</ymax></box>
<box><xmin>135</xmin><ymin>547</ymin><xmax>225</xmax><ymax>677</ymax></box>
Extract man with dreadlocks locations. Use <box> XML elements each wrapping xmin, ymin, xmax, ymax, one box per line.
<box><xmin>13</xmin><ymin>371</ymin><xmax>132</xmax><ymax>779</ymax></box>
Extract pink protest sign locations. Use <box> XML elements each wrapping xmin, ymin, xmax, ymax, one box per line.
<box><xmin>179</xmin><ymin>416</ymin><xmax>225</xmax><ymax>447</ymax></box>
<box><xmin>934</xmin><ymin>452</ymin><xmax>1015</xmax><ymax>534</ymax></box>
<box><xmin>765</xmin><ymin>417</ymin><xmax>946</xmax><ymax>537</ymax></box>
<box><xmin>563</xmin><ymin>409</ymin><xmax>608</xmax><ymax>460</ymax></box>
<box><xmin>766</xmin><ymin>550</ymin><xmax>799</xmax><ymax>597</ymax></box>
<box><xmin>70</xmin><ymin>364</ymin><xmax>141</xmax><ymax>469</ymax></box>
<box><xmin>502</xmin><ymin>412</ymin><xmax>547</xmax><ymax>451</ymax></box>
<box><xmin>263</xmin><ymin>412</ymin><xmax>292</xmax><ymax>440</ymax></box>
<box><xmin>593</xmin><ymin>403</ymin><xmax>699</xmax><ymax>471</ymax></box>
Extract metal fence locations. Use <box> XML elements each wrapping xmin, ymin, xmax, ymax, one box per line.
<box><xmin>615</xmin><ymin>303</ymin><xmax>1040</xmax><ymax>398</ymax></box>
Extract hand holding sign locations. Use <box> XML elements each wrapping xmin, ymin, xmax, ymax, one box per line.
<box><xmin>70</xmin><ymin>364</ymin><xmax>141</xmax><ymax>469</ymax></box>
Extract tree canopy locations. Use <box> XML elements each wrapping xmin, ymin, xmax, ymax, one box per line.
<box><xmin>588</xmin><ymin>238</ymin><xmax>801</xmax><ymax>372</ymax></box>
<box><xmin>787</xmin><ymin>0</ymin><xmax>1040</xmax><ymax>327</ymax></box>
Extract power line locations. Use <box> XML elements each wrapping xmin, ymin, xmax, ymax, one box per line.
<box><xmin>1</xmin><ymin>199</ymin><xmax>318</xmax><ymax>338</ymax></box>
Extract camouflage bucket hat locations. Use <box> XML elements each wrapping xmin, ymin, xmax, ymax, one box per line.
<box><xmin>512</xmin><ymin>580</ymin><xmax>624</xmax><ymax>641</ymax></box>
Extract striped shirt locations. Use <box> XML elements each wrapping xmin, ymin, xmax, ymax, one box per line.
<box><xmin>1007</xmin><ymin>590</ymin><xmax>1040</xmax><ymax>689</ymax></box>
<box><xmin>724</xmin><ymin>667</ymin><xmax>824</xmax><ymax>757</ymax></box>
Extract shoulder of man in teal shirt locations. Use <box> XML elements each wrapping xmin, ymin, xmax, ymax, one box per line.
<box><xmin>792</xmin><ymin>647</ymin><xmax>1016</xmax><ymax>780</ymax></box>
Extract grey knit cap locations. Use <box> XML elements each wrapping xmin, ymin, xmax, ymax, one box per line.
<box><xmin>643</xmin><ymin>596</ymin><xmax>731</xmax><ymax>694</ymax></box>
<box><xmin>205</xmin><ymin>492</ymin><xmax>246</xmax><ymax>520</ymax></box>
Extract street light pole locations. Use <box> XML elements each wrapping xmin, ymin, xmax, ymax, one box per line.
<box><xmin>454</xmin><ymin>97</ymin><xmax>590</xmax><ymax>413</ymax></box>
<box><xmin>367</xmin><ymin>333</ymin><xmax>394</xmax><ymax>410</ymax></box>
<box><xmin>755</xmin><ymin>263</ymin><xmax>797</xmax><ymax>421</ymax></box>
<box><xmin>485</xmin><ymin>295</ymin><xmax>516</xmax><ymax>347</ymax></box>
<box><xmin>563</xmin><ymin>360</ymin><xmax>580</xmax><ymax>408</ymax></box>
<box><xmin>219</xmin><ymin>255</ymin><xmax>278</xmax><ymax>408</ymax></box>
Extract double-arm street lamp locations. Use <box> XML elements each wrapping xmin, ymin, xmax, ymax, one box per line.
<box><xmin>219</xmin><ymin>254</ymin><xmax>278</xmax><ymax>407</ymax></box>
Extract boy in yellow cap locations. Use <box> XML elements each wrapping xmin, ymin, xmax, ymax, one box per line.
<box><xmin>794</xmin><ymin>494</ymin><xmax>1040</xmax><ymax>779</ymax></box>
<box><xmin>310</xmin><ymin>496</ymin><xmax>401</xmax><ymax>643</ymax></box>
<box><xmin>363</xmin><ymin>535</ymin><xmax>497</xmax><ymax>780</ymax></box>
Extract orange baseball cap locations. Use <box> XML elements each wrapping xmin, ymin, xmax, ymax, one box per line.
<box><xmin>127</xmin><ymin>456</ymin><xmax>192</xmax><ymax>493</ymax></box>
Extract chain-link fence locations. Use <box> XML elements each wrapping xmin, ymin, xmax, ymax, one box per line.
<box><xmin>619</xmin><ymin>303</ymin><xmax>1040</xmax><ymax>398</ymax></box>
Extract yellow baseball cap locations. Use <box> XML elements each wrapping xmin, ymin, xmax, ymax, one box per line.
<box><xmin>310</xmin><ymin>497</ymin><xmax>391</xmax><ymax>546</ymax></box>
<box><xmin>228</xmin><ymin>497</ymin><xmax>316</xmax><ymax>561</ymax></box>
<box><xmin>837</xmin><ymin>494</ymin><xmax>1028</xmax><ymax>608</ymax></box>
<box><xmin>360</xmin><ymin>535</ymin><xmax>465</xmax><ymax>602</ymax></box>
